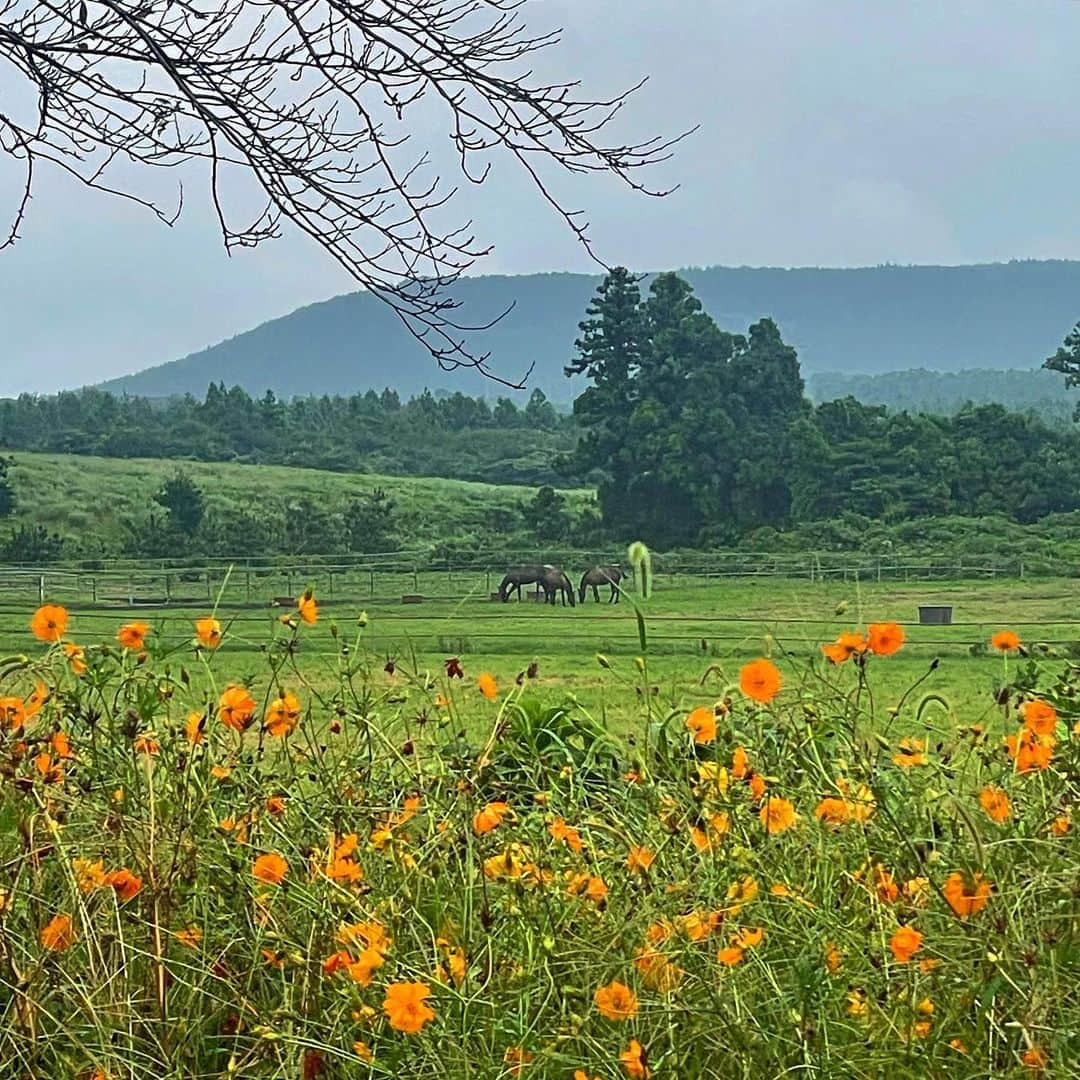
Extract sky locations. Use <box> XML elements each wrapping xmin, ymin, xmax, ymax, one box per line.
<box><xmin>3</xmin><ymin>0</ymin><xmax>1080</xmax><ymax>396</ymax></box>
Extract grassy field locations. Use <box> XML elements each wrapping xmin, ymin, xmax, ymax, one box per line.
<box><xmin>3</xmin><ymin>574</ymin><xmax>1075</xmax><ymax>733</ymax></box>
<box><xmin>2</xmin><ymin>451</ymin><xmax>591</xmax><ymax>554</ymax></box>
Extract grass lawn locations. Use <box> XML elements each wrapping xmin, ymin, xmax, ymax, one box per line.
<box><xmin>2</xmin><ymin>575</ymin><xmax>1071</xmax><ymax>734</ymax></box>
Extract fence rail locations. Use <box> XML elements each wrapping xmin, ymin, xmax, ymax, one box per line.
<box><xmin>0</xmin><ymin>549</ymin><xmax>1065</xmax><ymax>609</ymax></box>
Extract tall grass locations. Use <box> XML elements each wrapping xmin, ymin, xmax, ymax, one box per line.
<box><xmin>0</xmin><ymin>587</ymin><xmax>1075</xmax><ymax>1078</ymax></box>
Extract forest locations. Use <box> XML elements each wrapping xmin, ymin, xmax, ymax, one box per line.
<box><xmin>564</xmin><ymin>269</ymin><xmax>1080</xmax><ymax>547</ymax></box>
<box><xmin>0</xmin><ymin>384</ymin><xmax>574</xmax><ymax>487</ymax></box>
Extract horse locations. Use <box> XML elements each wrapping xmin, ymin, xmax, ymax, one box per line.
<box><xmin>497</xmin><ymin>565</ymin><xmax>576</xmax><ymax>606</ymax></box>
<box><xmin>540</xmin><ymin>567</ymin><xmax>576</xmax><ymax>607</ymax></box>
<box><xmin>579</xmin><ymin>565</ymin><xmax>623</xmax><ymax>604</ymax></box>
<box><xmin>498</xmin><ymin>565</ymin><xmax>547</xmax><ymax>602</ymax></box>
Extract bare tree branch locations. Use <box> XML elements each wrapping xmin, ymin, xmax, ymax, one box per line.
<box><xmin>0</xmin><ymin>0</ymin><xmax>689</xmax><ymax>386</ymax></box>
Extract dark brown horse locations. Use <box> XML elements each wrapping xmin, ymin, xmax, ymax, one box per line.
<box><xmin>579</xmin><ymin>565</ymin><xmax>623</xmax><ymax>604</ymax></box>
<box><xmin>540</xmin><ymin>567</ymin><xmax>576</xmax><ymax>607</ymax></box>
<box><xmin>498</xmin><ymin>566</ymin><xmax>576</xmax><ymax>606</ymax></box>
<box><xmin>498</xmin><ymin>565</ymin><xmax>546</xmax><ymax>602</ymax></box>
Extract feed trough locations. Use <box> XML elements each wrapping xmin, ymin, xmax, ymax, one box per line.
<box><xmin>918</xmin><ymin>605</ymin><xmax>953</xmax><ymax>625</ymax></box>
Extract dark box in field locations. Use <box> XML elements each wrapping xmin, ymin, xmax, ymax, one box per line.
<box><xmin>918</xmin><ymin>605</ymin><xmax>953</xmax><ymax>625</ymax></box>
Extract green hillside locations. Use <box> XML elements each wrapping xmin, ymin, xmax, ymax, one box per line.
<box><xmin>98</xmin><ymin>261</ymin><xmax>1080</xmax><ymax>402</ymax></box>
<box><xmin>2</xmin><ymin>452</ymin><xmax>592</xmax><ymax>561</ymax></box>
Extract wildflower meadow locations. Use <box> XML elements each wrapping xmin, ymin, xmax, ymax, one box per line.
<box><xmin>0</xmin><ymin>571</ymin><xmax>1077</xmax><ymax>1079</ymax></box>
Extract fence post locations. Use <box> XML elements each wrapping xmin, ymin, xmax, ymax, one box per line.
<box><xmin>39</xmin><ymin>574</ymin><xmax>45</xmax><ymax>604</ymax></box>
<box><xmin>246</xmin><ymin>570</ymin><xmax>252</xmax><ymax>604</ymax></box>
<box><xmin>369</xmin><ymin>569</ymin><xmax>375</xmax><ymax>595</ymax></box>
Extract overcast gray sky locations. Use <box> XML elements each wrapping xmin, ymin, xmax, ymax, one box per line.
<box><xmin>3</xmin><ymin>0</ymin><xmax>1080</xmax><ymax>396</ymax></box>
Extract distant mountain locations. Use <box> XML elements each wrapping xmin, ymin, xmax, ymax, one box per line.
<box><xmin>98</xmin><ymin>261</ymin><xmax>1080</xmax><ymax>402</ymax></box>
<box><xmin>807</xmin><ymin>367</ymin><xmax>1080</xmax><ymax>422</ymax></box>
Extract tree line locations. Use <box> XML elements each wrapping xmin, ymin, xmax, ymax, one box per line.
<box><xmin>0</xmin><ymin>384</ymin><xmax>575</xmax><ymax>488</ymax></box>
<box><xmin>563</xmin><ymin>269</ymin><xmax>1080</xmax><ymax>547</ymax></box>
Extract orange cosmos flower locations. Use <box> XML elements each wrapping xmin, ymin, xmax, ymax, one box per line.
<box><xmin>104</xmin><ymin>868</ymin><xmax>143</xmax><ymax>903</ymax></box>
<box><xmin>626</xmin><ymin>845</ymin><xmax>655</xmax><ymax>874</ymax></box>
<box><xmin>477</xmin><ymin>672</ymin><xmax>498</xmax><ymax>701</ymax></box>
<box><xmin>549</xmin><ymin>817</ymin><xmax>584</xmax><ymax>853</ymax></box>
<box><xmin>73</xmin><ymin>858</ymin><xmax>107</xmax><ymax>893</ymax></box>
<box><xmin>740</xmin><ymin>659</ymin><xmax>781</xmax><ymax>703</ymax></box>
<box><xmin>731</xmin><ymin>745</ymin><xmax>749</xmax><ymax>779</ymax></box>
<box><xmin>633</xmin><ymin>947</ymin><xmax>683</xmax><ymax>992</ymax></box>
<box><xmin>40</xmin><ymin>913</ymin><xmax>75</xmax><ymax>951</ymax></box>
<box><xmin>116</xmin><ymin>622</ymin><xmax>150</xmax><ymax>650</ymax></box>
<box><xmin>1051</xmin><ymin>813</ymin><xmax>1071</xmax><ymax>836</ymax></box>
<box><xmin>892</xmin><ymin>737</ymin><xmax>927</xmax><ymax>768</ymax></box>
<box><xmin>1005</xmin><ymin>727</ymin><xmax>1055</xmax><ymax>773</ymax></box>
<box><xmin>1020</xmin><ymin>699</ymin><xmax>1057</xmax><ymax>737</ymax></box>
<box><xmin>63</xmin><ymin>643</ymin><xmax>87</xmax><ymax>675</ymax></box>
<box><xmin>133</xmin><ymin>735</ymin><xmax>159</xmax><ymax>756</ymax></box>
<box><xmin>325</xmin><ymin>839</ymin><xmax>364</xmax><ymax>885</ymax></box>
<box><xmin>685</xmin><ymin>706</ymin><xmax>717</xmax><ymax>744</ymax></box>
<box><xmin>337</xmin><ymin>920</ymin><xmax>392</xmax><ymax>953</ymax></box>
<box><xmin>184</xmin><ymin>712</ymin><xmax>205</xmax><ymax>746</ymax></box>
<box><xmin>594</xmin><ymin>979</ymin><xmax>639</xmax><ymax>1021</ymax></box>
<box><xmin>1022</xmin><ymin>1047</ymin><xmax>1049</xmax><ymax>1071</ymax></box>
<box><xmin>265</xmin><ymin>690</ymin><xmax>302</xmax><ymax>738</ymax></box>
<box><xmin>822</xmin><ymin>631</ymin><xmax>867</xmax><ymax>664</ymax></box>
<box><xmin>726</xmin><ymin>875</ymin><xmax>758</xmax><ymax>912</ymax></box>
<box><xmin>759</xmin><ymin>796</ymin><xmax>796</xmax><ymax>834</ymax></box>
<box><xmin>867</xmin><ymin>622</ymin><xmax>904</xmax><ymax>656</ymax></box>
<box><xmin>473</xmin><ymin>801</ymin><xmax>509</xmax><ymax>835</ymax></box>
<box><xmin>991</xmin><ymin>629</ymin><xmax>1021</xmax><ymax>652</ymax></box>
<box><xmin>815</xmin><ymin>797</ymin><xmax>850</xmax><ymax>826</ymax></box>
<box><xmin>566</xmin><ymin>872</ymin><xmax>608</xmax><ymax>905</ymax></box>
<box><xmin>942</xmin><ymin>871</ymin><xmax>991</xmax><ymax>917</ymax></box>
<box><xmin>0</xmin><ymin>697</ymin><xmax>25</xmax><ymax>729</ymax></box>
<box><xmin>347</xmin><ymin>947</ymin><xmax>385</xmax><ymax>987</ymax></box>
<box><xmin>619</xmin><ymin>1039</ymin><xmax>650</xmax><ymax>1079</ymax></box>
<box><xmin>717</xmin><ymin>945</ymin><xmax>744</xmax><ymax>966</ymax></box>
<box><xmin>824</xmin><ymin>944</ymin><xmax>843</xmax><ymax>974</ymax></box>
<box><xmin>873</xmin><ymin>865</ymin><xmax>899</xmax><ymax>903</ymax></box>
<box><xmin>219</xmin><ymin>685</ymin><xmax>256</xmax><ymax>732</ymax></box>
<box><xmin>31</xmin><ymin>604</ymin><xmax>68</xmax><ymax>643</ymax></box>
<box><xmin>266</xmin><ymin>795</ymin><xmax>287</xmax><ymax>816</ymax></box>
<box><xmin>504</xmin><ymin>1048</ymin><xmax>535</xmax><ymax>1076</ymax></box>
<box><xmin>978</xmin><ymin>786</ymin><xmax>1011</xmax><ymax>824</ymax></box>
<box><xmin>889</xmin><ymin>925</ymin><xmax>923</xmax><ymax>963</ymax></box>
<box><xmin>382</xmin><ymin>981</ymin><xmax>435</xmax><ymax>1034</ymax></box>
<box><xmin>51</xmin><ymin>731</ymin><xmax>73</xmax><ymax>759</ymax></box>
<box><xmin>322</xmin><ymin>948</ymin><xmax>351</xmax><ymax>976</ymax></box>
<box><xmin>175</xmin><ymin>926</ymin><xmax>202</xmax><ymax>949</ymax></box>
<box><xmin>195</xmin><ymin>617</ymin><xmax>222</xmax><ymax>649</ymax></box>
<box><xmin>297</xmin><ymin>590</ymin><xmax>318</xmax><ymax>625</ymax></box>
<box><xmin>252</xmin><ymin>852</ymin><xmax>288</xmax><ymax>885</ymax></box>
<box><xmin>733</xmin><ymin>926</ymin><xmax>763</xmax><ymax>949</ymax></box>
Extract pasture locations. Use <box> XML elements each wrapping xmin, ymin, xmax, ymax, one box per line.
<box><xmin>0</xmin><ymin>571</ymin><xmax>1075</xmax><ymax>729</ymax></box>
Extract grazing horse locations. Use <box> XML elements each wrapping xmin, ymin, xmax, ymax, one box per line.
<box><xmin>579</xmin><ymin>565</ymin><xmax>623</xmax><ymax>604</ymax></box>
<box><xmin>498</xmin><ymin>565</ymin><xmax>547</xmax><ymax>602</ymax></box>
<box><xmin>540</xmin><ymin>567</ymin><xmax>576</xmax><ymax>607</ymax></box>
